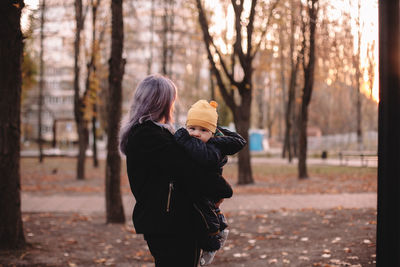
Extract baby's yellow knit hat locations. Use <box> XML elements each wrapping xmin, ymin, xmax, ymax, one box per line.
<box><xmin>186</xmin><ymin>100</ymin><xmax>218</xmax><ymax>133</ymax></box>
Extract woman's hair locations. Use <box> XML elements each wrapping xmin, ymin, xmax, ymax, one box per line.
<box><xmin>119</xmin><ymin>74</ymin><xmax>177</xmax><ymax>154</ymax></box>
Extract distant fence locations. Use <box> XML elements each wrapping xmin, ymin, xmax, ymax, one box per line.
<box><xmin>308</xmin><ymin>131</ymin><xmax>378</xmax><ymax>152</ymax></box>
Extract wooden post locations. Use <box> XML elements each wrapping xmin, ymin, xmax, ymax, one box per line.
<box><xmin>377</xmin><ymin>1</ymin><xmax>400</xmax><ymax>266</ymax></box>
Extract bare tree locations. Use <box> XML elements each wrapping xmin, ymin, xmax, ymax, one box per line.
<box><xmin>297</xmin><ymin>0</ymin><xmax>319</xmax><ymax>179</ymax></box>
<box><xmin>85</xmin><ymin>0</ymin><xmax>103</xmax><ymax>168</ymax></box>
<box><xmin>147</xmin><ymin>0</ymin><xmax>155</xmax><ymax>75</ymax></box>
<box><xmin>196</xmin><ymin>0</ymin><xmax>279</xmax><ymax>184</ymax></box>
<box><xmin>105</xmin><ymin>0</ymin><xmax>125</xmax><ymax>223</ymax></box>
<box><xmin>74</xmin><ymin>0</ymin><xmax>89</xmax><ymax>180</ymax></box>
<box><xmin>265</xmin><ymin>73</ymin><xmax>276</xmax><ymax>138</ymax></box>
<box><xmin>0</xmin><ymin>0</ymin><xmax>26</xmax><ymax>249</ymax></box>
<box><xmin>353</xmin><ymin>0</ymin><xmax>363</xmax><ymax>149</ymax></box>
<box><xmin>160</xmin><ymin>0</ymin><xmax>175</xmax><ymax>76</ymax></box>
<box><xmin>366</xmin><ymin>41</ymin><xmax>376</xmax><ymax>99</ymax></box>
<box><xmin>282</xmin><ymin>0</ymin><xmax>301</xmax><ymax>163</ymax></box>
<box><xmin>254</xmin><ymin>69</ymin><xmax>266</xmax><ymax>129</ymax></box>
<box><xmin>38</xmin><ymin>0</ymin><xmax>46</xmax><ymax>162</ymax></box>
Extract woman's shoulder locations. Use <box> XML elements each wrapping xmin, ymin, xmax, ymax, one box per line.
<box><xmin>130</xmin><ymin>120</ymin><xmax>167</xmax><ymax>135</ymax></box>
<box><xmin>128</xmin><ymin>120</ymin><xmax>173</xmax><ymax>145</ymax></box>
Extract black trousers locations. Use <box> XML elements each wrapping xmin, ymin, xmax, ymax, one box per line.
<box><xmin>144</xmin><ymin>234</ymin><xmax>201</xmax><ymax>267</ymax></box>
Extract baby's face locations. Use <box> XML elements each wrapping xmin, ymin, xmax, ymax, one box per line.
<box><xmin>187</xmin><ymin>125</ymin><xmax>213</xmax><ymax>143</ymax></box>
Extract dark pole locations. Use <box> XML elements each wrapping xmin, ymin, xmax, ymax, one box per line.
<box><xmin>377</xmin><ymin>1</ymin><xmax>400</xmax><ymax>266</ymax></box>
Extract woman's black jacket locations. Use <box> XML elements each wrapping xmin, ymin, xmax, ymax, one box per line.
<box><xmin>125</xmin><ymin>120</ymin><xmax>233</xmax><ymax>235</ymax></box>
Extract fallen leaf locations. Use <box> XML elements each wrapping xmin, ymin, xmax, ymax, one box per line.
<box><xmin>94</xmin><ymin>258</ymin><xmax>107</xmax><ymax>264</ymax></box>
<box><xmin>299</xmin><ymin>256</ymin><xmax>310</xmax><ymax>261</ymax></box>
<box><xmin>268</xmin><ymin>259</ymin><xmax>278</xmax><ymax>264</ymax></box>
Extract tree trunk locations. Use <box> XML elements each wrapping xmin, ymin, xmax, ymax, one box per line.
<box><xmin>38</xmin><ymin>0</ymin><xmax>45</xmax><ymax>163</ymax></box>
<box><xmin>235</xmin><ymin>89</ymin><xmax>253</xmax><ymax>185</ymax></box>
<box><xmin>254</xmin><ymin>78</ymin><xmax>264</xmax><ymax>129</ymax></box>
<box><xmin>298</xmin><ymin>104</ymin><xmax>309</xmax><ymax>178</ymax></box>
<box><xmin>147</xmin><ymin>0</ymin><xmax>155</xmax><ymax>75</ymax></box>
<box><xmin>77</xmin><ymin>123</ymin><xmax>88</xmax><ymax>179</ymax></box>
<box><xmin>266</xmin><ymin>78</ymin><xmax>274</xmax><ymax>139</ymax></box>
<box><xmin>284</xmin><ymin>58</ymin><xmax>299</xmax><ymax>163</ymax></box>
<box><xmin>297</xmin><ymin>0</ymin><xmax>318</xmax><ymax>180</ymax></box>
<box><xmin>0</xmin><ymin>0</ymin><xmax>26</xmax><ymax>249</ymax></box>
<box><xmin>74</xmin><ymin>0</ymin><xmax>88</xmax><ymax>180</ymax></box>
<box><xmin>106</xmin><ymin>0</ymin><xmax>125</xmax><ymax>223</ymax></box>
<box><xmin>366</xmin><ymin>42</ymin><xmax>376</xmax><ymax>99</ymax></box>
<box><xmin>92</xmin><ymin>106</ymin><xmax>98</xmax><ymax>167</ymax></box>
<box><xmin>88</xmin><ymin>0</ymin><xmax>100</xmax><ymax>168</ymax></box>
<box><xmin>356</xmin><ymin>82</ymin><xmax>362</xmax><ymax>147</ymax></box>
<box><xmin>279</xmin><ymin>29</ymin><xmax>287</xmax><ymax>158</ymax></box>
<box><xmin>160</xmin><ymin>0</ymin><xmax>174</xmax><ymax>77</ymax></box>
<box><xmin>377</xmin><ymin>1</ymin><xmax>400</xmax><ymax>265</ymax></box>
<box><xmin>161</xmin><ymin>0</ymin><xmax>168</xmax><ymax>75</ymax></box>
<box><xmin>282</xmin><ymin>3</ymin><xmax>299</xmax><ymax>162</ymax></box>
<box><xmin>283</xmin><ymin>80</ymin><xmax>295</xmax><ymax>162</ymax></box>
<box><xmin>354</xmin><ymin>0</ymin><xmax>363</xmax><ymax>149</ymax></box>
<box><xmin>279</xmin><ymin>29</ymin><xmax>287</xmax><ymax>143</ymax></box>
<box><xmin>236</xmin><ymin>122</ymin><xmax>253</xmax><ymax>184</ymax></box>
<box><xmin>292</xmin><ymin>111</ymin><xmax>299</xmax><ymax>157</ymax></box>
<box><xmin>167</xmin><ymin>0</ymin><xmax>175</xmax><ymax>77</ymax></box>
<box><xmin>209</xmin><ymin>66</ymin><xmax>215</xmax><ymax>100</ymax></box>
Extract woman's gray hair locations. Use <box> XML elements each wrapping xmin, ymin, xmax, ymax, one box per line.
<box><xmin>119</xmin><ymin>74</ymin><xmax>177</xmax><ymax>155</ymax></box>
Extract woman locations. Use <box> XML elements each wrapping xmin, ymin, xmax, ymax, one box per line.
<box><xmin>119</xmin><ymin>74</ymin><xmax>233</xmax><ymax>266</ymax></box>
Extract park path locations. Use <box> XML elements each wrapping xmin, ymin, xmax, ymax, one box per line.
<box><xmin>21</xmin><ymin>149</ymin><xmax>377</xmax><ymax>168</ymax></box>
<box><xmin>21</xmin><ymin>192</ymin><xmax>377</xmax><ymax>215</ymax></box>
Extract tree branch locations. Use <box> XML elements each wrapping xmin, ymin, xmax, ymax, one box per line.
<box><xmin>195</xmin><ymin>0</ymin><xmax>237</xmax><ymax>110</ymax></box>
<box><xmin>251</xmin><ymin>0</ymin><xmax>279</xmax><ymax>59</ymax></box>
<box><xmin>246</xmin><ymin>0</ymin><xmax>257</xmax><ymax>59</ymax></box>
<box><xmin>231</xmin><ymin>0</ymin><xmax>247</xmax><ymax>73</ymax></box>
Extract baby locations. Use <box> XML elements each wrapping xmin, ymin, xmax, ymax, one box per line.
<box><xmin>174</xmin><ymin>100</ymin><xmax>246</xmax><ymax>265</ymax></box>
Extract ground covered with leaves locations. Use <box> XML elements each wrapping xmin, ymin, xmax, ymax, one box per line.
<box><xmin>20</xmin><ymin>158</ymin><xmax>377</xmax><ymax>195</ymax></box>
<box><xmin>0</xmin><ymin>158</ymin><xmax>377</xmax><ymax>266</ymax></box>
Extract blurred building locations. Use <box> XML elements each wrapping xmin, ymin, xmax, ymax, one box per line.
<box><xmin>22</xmin><ymin>1</ymin><xmax>77</xmax><ymax>144</ymax></box>
<box><xmin>21</xmin><ymin>0</ymin><xmax>211</xmax><ymax>146</ymax></box>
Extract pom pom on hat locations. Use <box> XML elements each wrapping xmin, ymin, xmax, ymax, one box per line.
<box><xmin>186</xmin><ymin>100</ymin><xmax>218</xmax><ymax>133</ymax></box>
<box><xmin>209</xmin><ymin>101</ymin><xmax>218</xmax><ymax>108</ymax></box>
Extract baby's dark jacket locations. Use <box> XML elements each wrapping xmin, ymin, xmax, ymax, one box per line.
<box><xmin>174</xmin><ymin>126</ymin><xmax>247</xmax><ymax>179</ymax></box>
<box><xmin>174</xmin><ymin>126</ymin><xmax>246</xmax><ymax>235</ymax></box>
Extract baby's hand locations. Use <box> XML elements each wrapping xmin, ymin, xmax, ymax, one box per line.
<box><xmin>215</xmin><ymin>199</ymin><xmax>224</xmax><ymax>208</ymax></box>
<box><xmin>214</xmin><ymin>127</ymin><xmax>224</xmax><ymax>137</ymax></box>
